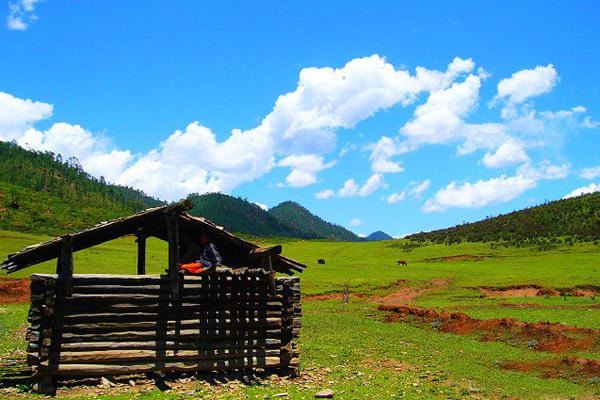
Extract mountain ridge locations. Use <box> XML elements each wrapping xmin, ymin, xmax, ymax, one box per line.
<box><xmin>407</xmin><ymin>192</ymin><xmax>600</xmax><ymax>243</ymax></box>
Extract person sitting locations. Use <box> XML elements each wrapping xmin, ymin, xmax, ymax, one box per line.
<box><xmin>179</xmin><ymin>232</ymin><xmax>222</xmax><ymax>275</ymax></box>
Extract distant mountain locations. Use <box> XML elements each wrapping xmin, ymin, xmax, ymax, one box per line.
<box><xmin>187</xmin><ymin>193</ymin><xmax>306</xmax><ymax>238</ymax></box>
<box><xmin>187</xmin><ymin>194</ymin><xmax>358</xmax><ymax>241</ymax></box>
<box><xmin>363</xmin><ymin>231</ymin><xmax>393</xmax><ymax>241</ymax></box>
<box><xmin>0</xmin><ymin>141</ymin><xmax>164</xmax><ymax>235</ymax></box>
<box><xmin>269</xmin><ymin>201</ymin><xmax>359</xmax><ymax>241</ymax></box>
<box><xmin>408</xmin><ymin>192</ymin><xmax>600</xmax><ymax>243</ymax></box>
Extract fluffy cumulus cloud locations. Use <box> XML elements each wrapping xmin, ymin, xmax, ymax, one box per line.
<box><xmin>0</xmin><ymin>56</ymin><xmax>597</xmax><ymax>205</ymax></box>
<box><xmin>338</xmin><ymin>173</ymin><xmax>387</xmax><ymax>198</ymax></box>
<box><xmin>6</xmin><ymin>0</ymin><xmax>41</xmax><ymax>30</ymax></box>
<box><xmin>482</xmin><ymin>139</ymin><xmax>529</xmax><ymax>168</ymax></box>
<box><xmin>0</xmin><ymin>91</ymin><xmax>52</xmax><ymax>140</ymax></box>
<box><xmin>422</xmin><ymin>175</ymin><xmax>537</xmax><ymax>212</ymax></box>
<box><xmin>423</xmin><ymin>161</ymin><xmax>569</xmax><ymax>212</ymax></box>
<box><xmin>564</xmin><ymin>183</ymin><xmax>600</xmax><ymax>199</ymax></box>
<box><xmin>386</xmin><ymin>179</ymin><xmax>431</xmax><ymax>204</ymax></box>
<box><xmin>314</xmin><ymin>189</ymin><xmax>334</xmax><ymax>199</ymax></box>
<box><xmin>494</xmin><ymin>64</ymin><xmax>558</xmax><ymax>118</ymax></box>
<box><xmin>580</xmin><ymin>165</ymin><xmax>600</xmax><ymax>180</ymax></box>
<box><xmin>277</xmin><ymin>154</ymin><xmax>335</xmax><ymax>187</ymax></box>
<box><xmin>369</xmin><ymin>136</ymin><xmax>404</xmax><ymax>173</ymax></box>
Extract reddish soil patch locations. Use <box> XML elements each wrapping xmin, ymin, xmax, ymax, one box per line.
<box><xmin>423</xmin><ymin>254</ymin><xmax>488</xmax><ymax>262</ymax></box>
<box><xmin>0</xmin><ymin>278</ymin><xmax>30</xmax><ymax>304</ymax></box>
<box><xmin>500</xmin><ymin>356</ymin><xmax>600</xmax><ymax>381</ymax></box>
<box><xmin>373</xmin><ymin>278</ymin><xmax>450</xmax><ymax>305</ymax></box>
<box><xmin>379</xmin><ymin>304</ymin><xmax>600</xmax><ymax>353</ymax></box>
<box><xmin>480</xmin><ymin>284</ymin><xmax>599</xmax><ymax>298</ymax></box>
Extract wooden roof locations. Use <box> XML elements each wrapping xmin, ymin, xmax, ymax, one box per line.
<box><xmin>1</xmin><ymin>201</ymin><xmax>305</xmax><ymax>275</ymax></box>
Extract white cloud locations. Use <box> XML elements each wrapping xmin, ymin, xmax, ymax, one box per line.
<box><xmin>315</xmin><ymin>189</ymin><xmax>334</xmax><ymax>199</ymax></box>
<box><xmin>369</xmin><ymin>136</ymin><xmax>403</xmax><ymax>173</ymax></box>
<box><xmin>517</xmin><ymin>160</ymin><xmax>570</xmax><ymax>181</ymax></box>
<box><xmin>580</xmin><ymin>166</ymin><xmax>600</xmax><ymax>180</ymax></box>
<box><xmin>494</xmin><ymin>64</ymin><xmax>558</xmax><ymax>114</ymax></box>
<box><xmin>116</xmin><ymin>122</ymin><xmax>273</xmax><ymax>200</ymax></box>
<box><xmin>423</xmin><ymin>174</ymin><xmax>537</xmax><ymax>212</ymax></box>
<box><xmin>6</xmin><ymin>0</ymin><xmax>41</xmax><ymax>31</ymax></box>
<box><xmin>564</xmin><ymin>183</ymin><xmax>600</xmax><ymax>199</ymax></box>
<box><xmin>386</xmin><ymin>191</ymin><xmax>406</xmax><ymax>204</ymax></box>
<box><xmin>338</xmin><ymin>173</ymin><xmax>387</xmax><ymax>198</ymax></box>
<box><xmin>349</xmin><ymin>218</ymin><xmax>362</xmax><ymax>227</ymax></box>
<box><xmin>0</xmin><ymin>92</ymin><xmax>53</xmax><ymax>140</ymax></box>
<box><xmin>482</xmin><ymin>140</ymin><xmax>529</xmax><ymax>168</ymax></box>
<box><xmin>386</xmin><ymin>179</ymin><xmax>431</xmax><ymax>204</ymax></box>
<box><xmin>410</xmin><ymin>179</ymin><xmax>431</xmax><ymax>196</ymax></box>
<box><xmin>338</xmin><ymin>179</ymin><xmax>360</xmax><ymax>197</ymax></box>
<box><xmin>359</xmin><ymin>173</ymin><xmax>387</xmax><ymax>196</ymax></box>
<box><xmin>277</xmin><ymin>154</ymin><xmax>335</xmax><ymax>187</ymax></box>
<box><xmin>0</xmin><ymin>57</ymin><xmax>595</xmax><ymax>204</ymax></box>
<box><xmin>400</xmin><ymin>73</ymin><xmax>482</xmax><ymax>147</ymax></box>
<box><xmin>582</xmin><ymin>116</ymin><xmax>600</xmax><ymax>129</ymax></box>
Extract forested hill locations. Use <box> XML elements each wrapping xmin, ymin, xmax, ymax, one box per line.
<box><xmin>187</xmin><ymin>193</ymin><xmax>306</xmax><ymax>238</ymax></box>
<box><xmin>187</xmin><ymin>194</ymin><xmax>358</xmax><ymax>241</ymax></box>
<box><xmin>268</xmin><ymin>201</ymin><xmax>358</xmax><ymax>241</ymax></box>
<box><xmin>408</xmin><ymin>192</ymin><xmax>600</xmax><ymax>243</ymax></box>
<box><xmin>0</xmin><ymin>141</ymin><xmax>163</xmax><ymax>235</ymax></box>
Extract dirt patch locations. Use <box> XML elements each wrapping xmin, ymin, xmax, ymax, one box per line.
<box><xmin>480</xmin><ymin>285</ymin><xmax>599</xmax><ymax>298</ymax></box>
<box><xmin>304</xmin><ymin>292</ymin><xmax>368</xmax><ymax>301</ymax></box>
<box><xmin>1</xmin><ymin>366</ymin><xmax>331</xmax><ymax>398</ymax></box>
<box><xmin>423</xmin><ymin>254</ymin><xmax>489</xmax><ymax>262</ymax></box>
<box><xmin>372</xmin><ymin>279</ymin><xmax>450</xmax><ymax>305</ymax></box>
<box><xmin>379</xmin><ymin>304</ymin><xmax>600</xmax><ymax>353</ymax></box>
<box><xmin>0</xmin><ymin>278</ymin><xmax>29</xmax><ymax>304</ymax></box>
<box><xmin>500</xmin><ymin>356</ymin><xmax>600</xmax><ymax>382</ymax></box>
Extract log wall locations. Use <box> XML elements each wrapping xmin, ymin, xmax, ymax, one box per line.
<box><xmin>27</xmin><ymin>271</ymin><xmax>301</xmax><ymax>386</ymax></box>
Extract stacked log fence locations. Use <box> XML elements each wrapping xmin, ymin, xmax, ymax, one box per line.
<box><xmin>26</xmin><ymin>270</ymin><xmax>301</xmax><ymax>393</ymax></box>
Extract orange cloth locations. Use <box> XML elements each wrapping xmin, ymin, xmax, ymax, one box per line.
<box><xmin>179</xmin><ymin>262</ymin><xmax>204</xmax><ymax>275</ymax></box>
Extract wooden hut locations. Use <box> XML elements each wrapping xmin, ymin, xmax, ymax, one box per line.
<box><xmin>1</xmin><ymin>200</ymin><xmax>304</xmax><ymax>395</ymax></box>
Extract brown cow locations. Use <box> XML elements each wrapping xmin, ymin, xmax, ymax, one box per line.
<box><xmin>397</xmin><ymin>259</ymin><xmax>408</xmax><ymax>266</ymax></box>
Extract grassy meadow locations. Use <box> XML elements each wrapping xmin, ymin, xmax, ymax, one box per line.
<box><xmin>1</xmin><ymin>230</ymin><xmax>599</xmax><ymax>399</ymax></box>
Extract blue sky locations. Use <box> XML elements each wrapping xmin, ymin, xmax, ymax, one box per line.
<box><xmin>1</xmin><ymin>1</ymin><xmax>600</xmax><ymax>237</ymax></box>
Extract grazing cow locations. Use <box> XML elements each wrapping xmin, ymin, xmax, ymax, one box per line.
<box><xmin>317</xmin><ymin>258</ymin><xmax>326</xmax><ymax>265</ymax></box>
<box><xmin>397</xmin><ymin>259</ymin><xmax>408</xmax><ymax>266</ymax></box>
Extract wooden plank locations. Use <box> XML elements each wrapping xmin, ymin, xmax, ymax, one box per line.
<box><xmin>61</xmin><ymin>329</ymin><xmax>283</xmax><ymax>343</ymax></box>
<box><xmin>61</xmin><ymin>317</ymin><xmax>283</xmax><ymax>333</ymax></box>
<box><xmin>57</xmin><ymin>235</ymin><xmax>74</xmax><ymax>297</ymax></box>
<box><xmin>248</xmin><ymin>245</ymin><xmax>282</xmax><ymax>257</ymax></box>
<box><xmin>40</xmin><ymin>356</ymin><xmax>282</xmax><ymax>376</ymax></box>
<box><xmin>61</xmin><ymin>302</ymin><xmax>286</xmax><ymax>314</ymax></box>
<box><xmin>59</xmin><ymin>338</ymin><xmax>282</xmax><ymax>352</ymax></box>
<box><xmin>166</xmin><ymin>211</ymin><xmax>180</xmax><ymax>302</ymax></box>
<box><xmin>62</xmin><ymin>310</ymin><xmax>282</xmax><ymax>323</ymax></box>
<box><xmin>52</xmin><ymin>348</ymin><xmax>281</xmax><ymax>364</ymax></box>
<box><xmin>136</xmin><ymin>231</ymin><xmax>146</xmax><ymax>275</ymax></box>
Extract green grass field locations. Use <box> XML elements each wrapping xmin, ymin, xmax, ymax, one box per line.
<box><xmin>1</xmin><ymin>230</ymin><xmax>599</xmax><ymax>399</ymax></box>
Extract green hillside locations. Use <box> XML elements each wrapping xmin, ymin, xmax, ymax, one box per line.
<box><xmin>187</xmin><ymin>193</ymin><xmax>307</xmax><ymax>237</ymax></box>
<box><xmin>187</xmin><ymin>194</ymin><xmax>358</xmax><ymax>241</ymax></box>
<box><xmin>408</xmin><ymin>192</ymin><xmax>600</xmax><ymax>244</ymax></box>
<box><xmin>0</xmin><ymin>141</ymin><xmax>163</xmax><ymax>235</ymax></box>
<box><xmin>268</xmin><ymin>201</ymin><xmax>358</xmax><ymax>241</ymax></box>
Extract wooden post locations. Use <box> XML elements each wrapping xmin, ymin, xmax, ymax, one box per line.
<box><xmin>137</xmin><ymin>229</ymin><xmax>146</xmax><ymax>275</ymax></box>
<box><xmin>57</xmin><ymin>234</ymin><xmax>74</xmax><ymax>297</ymax></box>
<box><xmin>166</xmin><ymin>212</ymin><xmax>180</xmax><ymax>302</ymax></box>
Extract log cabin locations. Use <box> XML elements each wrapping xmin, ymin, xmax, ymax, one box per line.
<box><xmin>1</xmin><ymin>200</ymin><xmax>304</xmax><ymax>395</ymax></box>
